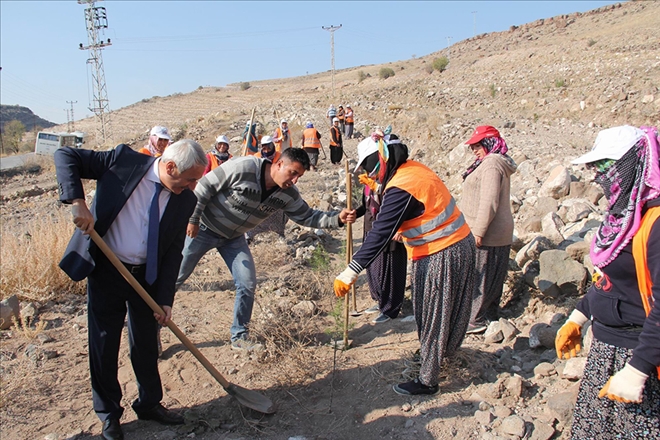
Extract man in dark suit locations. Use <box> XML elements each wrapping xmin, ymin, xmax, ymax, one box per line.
<box><xmin>55</xmin><ymin>139</ymin><xmax>207</xmax><ymax>440</ymax></box>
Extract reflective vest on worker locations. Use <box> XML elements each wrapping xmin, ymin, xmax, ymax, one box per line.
<box><xmin>384</xmin><ymin>161</ymin><xmax>471</xmax><ymax>259</ymax></box>
<box><xmin>345</xmin><ymin>109</ymin><xmax>354</xmax><ymax>124</ymax></box>
<box><xmin>208</xmin><ymin>152</ymin><xmax>232</xmax><ymax>171</ymax></box>
<box><xmin>274</xmin><ymin>127</ymin><xmax>292</xmax><ymax>152</ymax></box>
<box><xmin>303</xmin><ymin>128</ymin><xmax>321</xmax><ymax>149</ymax></box>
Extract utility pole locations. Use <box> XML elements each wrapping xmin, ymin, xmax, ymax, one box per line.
<box><xmin>65</xmin><ymin>109</ymin><xmax>72</xmax><ymax>133</ymax></box>
<box><xmin>66</xmin><ymin>100</ymin><xmax>77</xmax><ymax>132</ymax></box>
<box><xmin>472</xmin><ymin>11</ymin><xmax>478</xmax><ymax>37</ymax></box>
<box><xmin>446</xmin><ymin>36</ymin><xmax>452</xmax><ymax>60</ymax></box>
<box><xmin>78</xmin><ymin>0</ymin><xmax>112</xmax><ymax>146</ymax></box>
<box><xmin>322</xmin><ymin>24</ymin><xmax>342</xmax><ymax>98</ymax></box>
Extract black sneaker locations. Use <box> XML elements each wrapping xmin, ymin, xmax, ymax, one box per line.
<box><xmin>393</xmin><ymin>378</ymin><xmax>439</xmax><ymax>396</ymax></box>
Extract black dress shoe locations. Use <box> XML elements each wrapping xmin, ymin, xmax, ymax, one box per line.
<box><xmin>136</xmin><ymin>403</ymin><xmax>184</xmax><ymax>425</ymax></box>
<box><xmin>102</xmin><ymin>418</ymin><xmax>124</xmax><ymax>440</ymax></box>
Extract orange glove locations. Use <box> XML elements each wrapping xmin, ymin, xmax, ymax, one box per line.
<box><xmin>358</xmin><ymin>173</ymin><xmax>378</xmax><ymax>193</ymax></box>
<box><xmin>598</xmin><ymin>363</ymin><xmax>648</xmax><ymax>403</ymax></box>
<box><xmin>334</xmin><ymin>267</ymin><xmax>359</xmax><ymax>297</ymax></box>
<box><xmin>555</xmin><ymin>309</ymin><xmax>588</xmax><ymax>359</ymax></box>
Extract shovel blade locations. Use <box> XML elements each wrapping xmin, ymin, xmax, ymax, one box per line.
<box><xmin>224</xmin><ymin>383</ymin><xmax>277</xmax><ymax>414</ymax></box>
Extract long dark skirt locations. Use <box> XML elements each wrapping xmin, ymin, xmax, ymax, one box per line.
<box><xmin>365</xmin><ymin>241</ymin><xmax>407</xmax><ymax>318</ymax></box>
<box><xmin>470</xmin><ymin>244</ymin><xmax>510</xmax><ymax>325</ymax></box>
<box><xmin>571</xmin><ymin>338</ymin><xmax>660</xmax><ymax>439</ymax></box>
<box><xmin>245</xmin><ymin>211</ymin><xmax>288</xmax><ymax>241</ymax></box>
<box><xmin>303</xmin><ymin>148</ymin><xmax>319</xmax><ymax>167</ymax></box>
<box><xmin>412</xmin><ymin>236</ymin><xmax>475</xmax><ymax>386</ymax></box>
<box><xmin>329</xmin><ymin>146</ymin><xmax>343</xmax><ymax>164</ymax></box>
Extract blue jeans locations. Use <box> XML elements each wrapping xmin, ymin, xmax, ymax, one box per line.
<box><xmin>176</xmin><ymin>225</ymin><xmax>256</xmax><ymax>342</ymax></box>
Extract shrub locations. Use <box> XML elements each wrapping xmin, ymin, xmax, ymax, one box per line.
<box><xmin>555</xmin><ymin>78</ymin><xmax>567</xmax><ymax>88</ymax></box>
<box><xmin>587</xmin><ymin>38</ymin><xmax>597</xmax><ymax>47</ymax></box>
<box><xmin>239</xmin><ymin>82</ymin><xmax>251</xmax><ymax>91</ymax></box>
<box><xmin>357</xmin><ymin>70</ymin><xmax>367</xmax><ymax>83</ymax></box>
<box><xmin>489</xmin><ymin>84</ymin><xmax>497</xmax><ymax>98</ymax></box>
<box><xmin>432</xmin><ymin>57</ymin><xmax>449</xmax><ymax>72</ymax></box>
<box><xmin>379</xmin><ymin>67</ymin><xmax>395</xmax><ymax>79</ymax></box>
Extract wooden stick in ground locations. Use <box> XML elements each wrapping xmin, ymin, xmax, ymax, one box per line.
<box><xmin>88</xmin><ymin>230</ymin><xmax>276</xmax><ymax>414</ymax></box>
<box><xmin>242</xmin><ymin>107</ymin><xmax>256</xmax><ymax>156</ymax></box>
<box><xmin>343</xmin><ymin>159</ymin><xmax>352</xmax><ymax>347</ymax></box>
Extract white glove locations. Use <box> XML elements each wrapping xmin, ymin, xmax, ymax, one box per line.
<box><xmin>598</xmin><ymin>363</ymin><xmax>649</xmax><ymax>403</ymax></box>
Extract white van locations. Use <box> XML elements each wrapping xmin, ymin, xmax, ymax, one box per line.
<box><xmin>34</xmin><ymin>131</ymin><xmax>85</xmax><ymax>155</ymax></box>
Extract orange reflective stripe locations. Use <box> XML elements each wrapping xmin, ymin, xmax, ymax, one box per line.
<box><xmin>631</xmin><ymin>205</ymin><xmax>660</xmax><ymax>379</ymax></box>
<box><xmin>138</xmin><ymin>147</ymin><xmax>153</xmax><ymax>156</ymax></box>
<box><xmin>303</xmin><ymin>128</ymin><xmax>321</xmax><ymax>149</ymax></box>
<box><xmin>384</xmin><ymin>161</ymin><xmax>471</xmax><ymax>259</ymax></box>
<box><xmin>330</xmin><ymin>127</ymin><xmax>340</xmax><ymax>146</ymax></box>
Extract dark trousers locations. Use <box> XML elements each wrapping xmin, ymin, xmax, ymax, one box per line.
<box><xmin>366</xmin><ymin>241</ymin><xmax>407</xmax><ymax>318</ymax></box>
<box><xmin>87</xmin><ymin>253</ymin><xmax>162</xmax><ymax>421</ymax></box>
<box><xmin>329</xmin><ymin>146</ymin><xmax>343</xmax><ymax>164</ymax></box>
<box><xmin>345</xmin><ymin>123</ymin><xmax>354</xmax><ymax>139</ymax></box>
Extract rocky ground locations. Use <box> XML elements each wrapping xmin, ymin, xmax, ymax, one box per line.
<box><xmin>1</xmin><ymin>1</ymin><xmax>659</xmax><ymax>439</ymax></box>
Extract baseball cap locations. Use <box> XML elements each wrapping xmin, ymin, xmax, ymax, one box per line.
<box><xmin>355</xmin><ymin>137</ymin><xmax>379</xmax><ymax>172</ymax></box>
<box><xmin>150</xmin><ymin>126</ymin><xmax>171</xmax><ymax>141</ymax></box>
<box><xmin>571</xmin><ymin>125</ymin><xmax>645</xmax><ymax>164</ymax></box>
<box><xmin>215</xmin><ymin>135</ymin><xmax>229</xmax><ymax>144</ymax></box>
<box><xmin>465</xmin><ymin>126</ymin><xmax>500</xmax><ymax>145</ymax></box>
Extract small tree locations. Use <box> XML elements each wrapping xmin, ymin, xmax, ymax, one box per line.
<box><xmin>357</xmin><ymin>70</ymin><xmax>368</xmax><ymax>83</ymax></box>
<box><xmin>379</xmin><ymin>67</ymin><xmax>395</xmax><ymax>79</ymax></box>
<box><xmin>432</xmin><ymin>57</ymin><xmax>449</xmax><ymax>72</ymax></box>
<box><xmin>239</xmin><ymin>82</ymin><xmax>251</xmax><ymax>91</ymax></box>
<box><xmin>3</xmin><ymin>120</ymin><xmax>26</xmax><ymax>154</ymax></box>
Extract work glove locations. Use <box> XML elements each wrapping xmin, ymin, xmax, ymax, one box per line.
<box><xmin>555</xmin><ymin>309</ymin><xmax>588</xmax><ymax>359</ymax></box>
<box><xmin>598</xmin><ymin>363</ymin><xmax>648</xmax><ymax>403</ymax></box>
<box><xmin>358</xmin><ymin>173</ymin><xmax>379</xmax><ymax>193</ymax></box>
<box><xmin>334</xmin><ymin>267</ymin><xmax>359</xmax><ymax>298</ymax></box>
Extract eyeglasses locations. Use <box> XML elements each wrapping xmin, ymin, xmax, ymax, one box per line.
<box><xmin>586</xmin><ymin>159</ymin><xmax>616</xmax><ymax>173</ymax></box>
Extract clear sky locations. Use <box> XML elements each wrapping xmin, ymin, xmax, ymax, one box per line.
<box><xmin>1</xmin><ymin>0</ymin><xmax>620</xmax><ymax>125</ymax></box>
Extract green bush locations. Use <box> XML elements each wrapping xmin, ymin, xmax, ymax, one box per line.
<box><xmin>432</xmin><ymin>57</ymin><xmax>449</xmax><ymax>72</ymax></box>
<box><xmin>357</xmin><ymin>70</ymin><xmax>368</xmax><ymax>83</ymax></box>
<box><xmin>379</xmin><ymin>67</ymin><xmax>395</xmax><ymax>79</ymax></box>
<box><xmin>489</xmin><ymin>84</ymin><xmax>497</xmax><ymax>98</ymax></box>
<box><xmin>239</xmin><ymin>82</ymin><xmax>251</xmax><ymax>91</ymax></box>
<box><xmin>555</xmin><ymin>78</ymin><xmax>567</xmax><ymax>88</ymax></box>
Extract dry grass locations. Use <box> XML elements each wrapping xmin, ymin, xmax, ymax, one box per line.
<box><xmin>0</xmin><ymin>207</ymin><xmax>85</xmax><ymax>301</ymax></box>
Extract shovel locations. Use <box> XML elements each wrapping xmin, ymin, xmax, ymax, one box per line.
<box><xmin>89</xmin><ymin>230</ymin><xmax>276</xmax><ymax>414</ymax></box>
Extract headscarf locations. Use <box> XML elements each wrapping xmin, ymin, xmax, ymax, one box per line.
<box><xmin>372</xmin><ymin>133</ymin><xmax>408</xmax><ymax>186</ymax></box>
<box><xmin>462</xmin><ymin>136</ymin><xmax>510</xmax><ymax>180</ymax></box>
<box><xmin>591</xmin><ymin>126</ymin><xmax>660</xmax><ymax>268</ymax></box>
<box><xmin>145</xmin><ymin>134</ymin><xmax>165</xmax><ymax>157</ymax></box>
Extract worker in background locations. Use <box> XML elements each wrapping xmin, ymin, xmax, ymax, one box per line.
<box><xmin>301</xmin><ymin>122</ymin><xmax>322</xmax><ymax>171</ymax></box>
<box><xmin>242</xmin><ymin>121</ymin><xmax>259</xmax><ymax>156</ymax></box>
<box><xmin>139</xmin><ymin>126</ymin><xmax>172</xmax><ymax>157</ymax></box>
<box><xmin>337</xmin><ymin>105</ymin><xmax>346</xmax><ymax>133</ymax></box>
<box><xmin>273</xmin><ymin>119</ymin><xmax>292</xmax><ymax>153</ymax></box>
<box><xmin>329</xmin><ymin>117</ymin><xmax>343</xmax><ymax>165</ymax></box>
<box><xmin>255</xmin><ymin>136</ymin><xmax>281</xmax><ymax>163</ymax></box>
<box><xmin>344</xmin><ymin>105</ymin><xmax>355</xmax><ymax>139</ymax></box>
<box><xmin>327</xmin><ymin>104</ymin><xmax>337</xmax><ymax>126</ymax></box>
<box><xmin>204</xmin><ymin>135</ymin><xmax>232</xmax><ymax>175</ymax></box>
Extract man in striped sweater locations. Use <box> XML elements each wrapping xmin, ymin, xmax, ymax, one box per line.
<box><xmin>175</xmin><ymin>147</ymin><xmax>356</xmax><ymax>351</ymax></box>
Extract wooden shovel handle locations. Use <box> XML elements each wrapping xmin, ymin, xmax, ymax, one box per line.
<box><xmin>89</xmin><ymin>230</ymin><xmax>232</xmax><ymax>389</ymax></box>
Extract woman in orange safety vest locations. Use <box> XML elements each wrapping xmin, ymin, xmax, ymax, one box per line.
<box><xmin>138</xmin><ymin>125</ymin><xmax>171</xmax><ymax>157</ymax></box>
<box><xmin>204</xmin><ymin>134</ymin><xmax>232</xmax><ymax>174</ymax></box>
<box><xmin>301</xmin><ymin>122</ymin><xmax>322</xmax><ymax>171</ymax></box>
<box><xmin>273</xmin><ymin>119</ymin><xmax>292</xmax><ymax>152</ymax></box>
<box><xmin>344</xmin><ymin>106</ymin><xmax>354</xmax><ymax>139</ymax></box>
<box><xmin>334</xmin><ymin>132</ymin><xmax>475</xmax><ymax>396</ymax></box>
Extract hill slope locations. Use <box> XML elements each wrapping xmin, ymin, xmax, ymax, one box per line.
<box><xmin>0</xmin><ymin>104</ymin><xmax>56</xmax><ymax>133</ymax></box>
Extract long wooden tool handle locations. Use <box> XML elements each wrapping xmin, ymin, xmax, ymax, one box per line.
<box><xmin>343</xmin><ymin>160</ymin><xmax>352</xmax><ymax>346</ymax></box>
<box><xmin>242</xmin><ymin>108</ymin><xmax>256</xmax><ymax>156</ymax></box>
<box><xmin>89</xmin><ymin>230</ymin><xmax>232</xmax><ymax>389</ymax></box>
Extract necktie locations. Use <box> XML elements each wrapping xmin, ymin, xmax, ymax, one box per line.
<box><xmin>146</xmin><ymin>182</ymin><xmax>163</xmax><ymax>285</ymax></box>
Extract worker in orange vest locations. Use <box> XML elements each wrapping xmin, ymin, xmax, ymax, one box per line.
<box><xmin>301</xmin><ymin>122</ymin><xmax>322</xmax><ymax>171</ymax></box>
<box><xmin>138</xmin><ymin>126</ymin><xmax>172</xmax><ymax>157</ymax></box>
<box><xmin>255</xmin><ymin>136</ymin><xmax>281</xmax><ymax>163</ymax></box>
<box><xmin>273</xmin><ymin>119</ymin><xmax>292</xmax><ymax>153</ymax></box>
<box><xmin>204</xmin><ymin>135</ymin><xmax>232</xmax><ymax>174</ymax></box>
<box><xmin>344</xmin><ymin>105</ymin><xmax>355</xmax><ymax>139</ymax></box>
<box><xmin>337</xmin><ymin>105</ymin><xmax>346</xmax><ymax>133</ymax></box>
<box><xmin>329</xmin><ymin>117</ymin><xmax>343</xmax><ymax>165</ymax></box>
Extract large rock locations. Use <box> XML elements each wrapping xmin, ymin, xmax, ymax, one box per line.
<box><xmin>565</xmin><ymin>241</ymin><xmax>590</xmax><ymax>262</ymax></box>
<box><xmin>539</xmin><ymin>166</ymin><xmax>571</xmax><ymax>199</ymax></box>
<box><xmin>515</xmin><ymin>236</ymin><xmax>554</xmax><ymax>268</ymax></box>
<box><xmin>541</xmin><ymin>212</ymin><xmax>565</xmax><ymax>245</ymax></box>
<box><xmin>547</xmin><ymin>387</ymin><xmax>579</xmax><ymax>422</ymax></box>
<box><xmin>561</xmin><ymin>357</ymin><xmax>587</xmax><ymax>380</ymax></box>
<box><xmin>538</xmin><ymin>250</ymin><xmax>587</xmax><ymax>297</ymax></box>
<box><xmin>536</xmin><ymin>197</ymin><xmax>559</xmax><ymax>217</ymax></box>
<box><xmin>0</xmin><ymin>295</ymin><xmax>20</xmax><ymax>330</ymax></box>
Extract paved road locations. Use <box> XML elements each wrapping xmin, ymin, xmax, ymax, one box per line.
<box><xmin>0</xmin><ymin>153</ymin><xmax>34</xmax><ymax>171</ymax></box>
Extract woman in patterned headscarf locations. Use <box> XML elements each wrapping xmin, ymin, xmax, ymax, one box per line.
<box><xmin>459</xmin><ymin>126</ymin><xmax>517</xmax><ymax>334</ymax></box>
<box><xmin>334</xmin><ymin>132</ymin><xmax>476</xmax><ymax>396</ymax></box>
<box><xmin>556</xmin><ymin>125</ymin><xmax>660</xmax><ymax>439</ymax></box>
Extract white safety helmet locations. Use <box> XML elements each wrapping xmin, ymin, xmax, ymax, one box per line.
<box><xmin>260</xmin><ymin>135</ymin><xmax>274</xmax><ymax>145</ymax></box>
<box><xmin>281</xmin><ymin>119</ymin><xmax>288</xmax><ymax>124</ymax></box>
<box><xmin>215</xmin><ymin>135</ymin><xmax>229</xmax><ymax>145</ymax></box>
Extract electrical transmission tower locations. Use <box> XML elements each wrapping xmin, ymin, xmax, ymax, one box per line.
<box><xmin>66</xmin><ymin>100</ymin><xmax>77</xmax><ymax>132</ymax></box>
<box><xmin>446</xmin><ymin>36</ymin><xmax>453</xmax><ymax>60</ymax></box>
<box><xmin>322</xmin><ymin>24</ymin><xmax>342</xmax><ymax>97</ymax></box>
<box><xmin>78</xmin><ymin>0</ymin><xmax>112</xmax><ymax>145</ymax></box>
<box><xmin>472</xmin><ymin>11</ymin><xmax>478</xmax><ymax>37</ymax></box>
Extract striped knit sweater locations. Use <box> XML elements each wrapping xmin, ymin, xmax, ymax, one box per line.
<box><xmin>190</xmin><ymin>156</ymin><xmax>339</xmax><ymax>239</ymax></box>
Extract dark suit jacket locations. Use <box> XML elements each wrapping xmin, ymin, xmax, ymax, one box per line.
<box><xmin>55</xmin><ymin>144</ymin><xmax>197</xmax><ymax>306</ymax></box>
